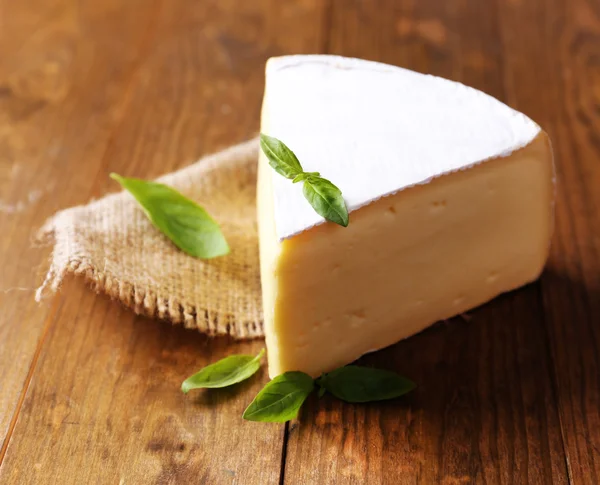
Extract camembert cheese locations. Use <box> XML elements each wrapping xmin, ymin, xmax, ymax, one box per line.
<box><xmin>257</xmin><ymin>55</ymin><xmax>554</xmax><ymax>378</ymax></box>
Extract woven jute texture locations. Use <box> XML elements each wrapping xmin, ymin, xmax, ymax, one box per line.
<box><xmin>36</xmin><ymin>138</ymin><xmax>264</xmax><ymax>339</ymax></box>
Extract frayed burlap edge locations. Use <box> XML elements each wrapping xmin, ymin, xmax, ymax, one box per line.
<box><xmin>35</xmin><ymin>139</ymin><xmax>264</xmax><ymax>339</ymax></box>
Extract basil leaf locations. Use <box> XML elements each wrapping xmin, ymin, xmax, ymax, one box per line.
<box><xmin>260</xmin><ymin>134</ymin><xmax>304</xmax><ymax>179</ymax></box>
<box><xmin>303</xmin><ymin>176</ymin><xmax>349</xmax><ymax>227</ymax></box>
<box><xmin>110</xmin><ymin>174</ymin><xmax>229</xmax><ymax>259</ymax></box>
<box><xmin>181</xmin><ymin>349</ymin><xmax>265</xmax><ymax>393</ymax></box>
<box><xmin>316</xmin><ymin>365</ymin><xmax>415</xmax><ymax>403</ymax></box>
<box><xmin>243</xmin><ymin>371</ymin><xmax>315</xmax><ymax>422</ymax></box>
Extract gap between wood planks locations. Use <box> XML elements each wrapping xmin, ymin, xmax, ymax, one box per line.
<box><xmin>535</xmin><ymin>283</ymin><xmax>575</xmax><ymax>484</ymax></box>
<box><xmin>279</xmin><ymin>422</ymin><xmax>290</xmax><ymax>485</ymax></box>
<box><xmin>276</xmin><ymin>1</ymin><xmax>333</xmax><ymax>483</ymax></box>
<box><xmin>0</xmin><ymin>296</ymin><xmax>63</xmax><ymax>465</ymax></box>
<box><xmin>0</xmin><ymin>0</ymin><xmax>168</xmax><ymax>468</ymax></box>
<box><xmin>491</xmin><ymin>0</ymin><xmax>573</xmax><ymax>479</ymax></box>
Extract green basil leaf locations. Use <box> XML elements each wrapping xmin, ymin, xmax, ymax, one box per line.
<box><xmin>243</xmin><ymin>371</ymin><xmax>315</xmax><ymax>422</ymax></box>
<box><xmin>110</xmin><ymin>174</ymin><xmax>229</xmax><ymax>259</ymax></box>
<box><xmin>181</xmin><ymin>349</ymin><xmax>265</xmax><ymax>393</ymax></box>
<box><xmin>303</xmin><ymin>176</ymin><xmax>349</xmax><ymax>227</ymax></box>
<box><xmin>316</xmin><ymin>365</ymin><xmax>415</xmax><ymax>403</ymax></box>
<box><xmin>260</xmin><ymin>134</ymin><xmax>304</xmax><ymax>179</ymax></box>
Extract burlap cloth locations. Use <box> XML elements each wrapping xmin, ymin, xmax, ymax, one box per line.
<box><xmin>36</xmin><ymin>138</ymin><xmax>264</xmax><ymax>339</ymax></box>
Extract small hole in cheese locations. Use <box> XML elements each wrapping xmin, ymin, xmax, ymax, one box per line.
<box><xmin>487</xmin><ymin>272</ymin><xmax>499</xmax><ymax>283</ymax></box>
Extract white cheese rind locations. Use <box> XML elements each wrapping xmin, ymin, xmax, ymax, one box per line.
<box><xmin>264</xmin><ymin>55</ymin><xmax>541</xmax><ymax>240</ymax></box>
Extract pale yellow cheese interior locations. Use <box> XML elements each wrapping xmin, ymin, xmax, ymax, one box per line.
<box><xmin>258</xmin><ymin>131</ymin><xmax>554</xmax><ymax>378</ymax></box>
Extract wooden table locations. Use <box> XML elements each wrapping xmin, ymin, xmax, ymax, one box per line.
<box><xmin>1</xmin><ymin>0</ymin><xmax>598</xmax><ymax>483</ymax></box>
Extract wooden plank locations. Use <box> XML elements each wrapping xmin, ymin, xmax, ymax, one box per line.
<box><xmin>3</xmin><ymin>282</ymin><xmax>278</xmax><ymax>484</ymax></box>
<box><xmin>282</xmin><ymin>1</ymin><xmax>570</xmax><ymax>483</ymax></box>
<box><xmin>0</xmin><ymin>0</ymin><xmax>327</xmax><ymax>483</ymax></box>
<box><xmin>0</xmin><ymin>0</ymin><xmax>170</xmax><ymax>453</ymax></box>
<box><xmin>496</xmin><ymin>0</ymin><xmax>600</xmax><ymax>482</ymax></box>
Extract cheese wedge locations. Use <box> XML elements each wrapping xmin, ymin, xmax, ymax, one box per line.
<box><xmin>257</xmin><ymin>55</ymin><xmax>554</xmax><ymax>378</ymax></box>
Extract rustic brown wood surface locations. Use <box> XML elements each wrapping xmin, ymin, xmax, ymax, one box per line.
<box><xmin>0</xmin><ymin>0</ymin><xmax>597</xmax><ymax>483</ymax></box>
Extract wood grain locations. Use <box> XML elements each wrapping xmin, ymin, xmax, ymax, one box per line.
<box><xmin>0</xmin><ymin>0</ymin><xmax>326</xmax><ymax>483</ymax></box>
<box><xmin>0</xmin><ymin>0</ymin><xmax>171</xmax><ymax>454</ymax></box>
<box><xmin>496</xmin><ymin>0</ymin><xmax>600</xmax><ymax>482</ymax></box>
<box><xmin>1</xmin><ymin>0</ymin><xmax>599</xmax><ymax>483</ymax></box>
<box><xmin>1</xmin><ymin>281</ymin><xmax>280</xmax><ymax>484</ymax></box>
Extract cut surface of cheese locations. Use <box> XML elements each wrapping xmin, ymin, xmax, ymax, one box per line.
<box><xmin>257</xmin><ymin>55</ymin><xmax>554</xmax><ymax>378</ymax></box>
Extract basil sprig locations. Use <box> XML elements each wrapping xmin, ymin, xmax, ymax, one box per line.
<box><xmin>180</xmin><ymin>351</ymin><xmax>415</xmax><ymax>423</ymax></box>
<box><xmin>110</xmin><ymin>174</ymin><xmax>229</xmax><ymax>259</ymax></box>
<box><xmin>181</xmin><ymin>349</ymin><xmax>265</xmax><ymax>393</ymax></box>
<box><xmin>243</xmin><ymin>365</ymin><xmax>415</xmax><ymax>422</ymax></box>
<box><xmin>260</xmin><ymin>134</ymin><xmax>349</xmax><ymax>227</ymax></box>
